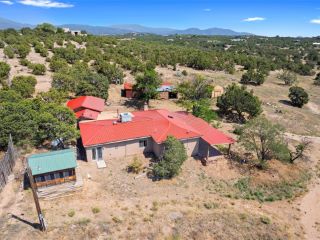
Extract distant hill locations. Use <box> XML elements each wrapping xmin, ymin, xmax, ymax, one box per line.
<box><xmin>62</xmin><ymin>24</ymin><xmax>253</xmax><ymax>36</ymax></box>
<box><xmin>0</xmin><ymin>17</ymin><xmax>252</xmax><ymax>36</ymax></box>
<box><xmin>0</xmin><ymin>17</ymin><xmax>32</xmax><ymax>29</ymax></box>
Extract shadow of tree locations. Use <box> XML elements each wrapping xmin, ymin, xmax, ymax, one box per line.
<box><xmin>279</xmin><ymin>99</ymin><xmax>292</xmax><ymax>107</ymax></box>
<box><xmin>123</xmin><ymin>99</ymin><xmax>144</xmax><ymax>110</ymax></box>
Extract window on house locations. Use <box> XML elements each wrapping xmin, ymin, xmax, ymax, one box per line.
<box><xmin>92</xmin><ymin>147</ymin><xmax>103</xmax><ymax>160</ymax></box>
<box><xmin>45</xmin><ymin>174</ymin><xmax>51</xmax><ymax>181</ymax></box>
<box><xmin>92</xmin><ymin>148</ymin><xmax>96</xmax><ymax>160</ymax></box>
<box><xmin>35</xmin><ymin>176</ymin><xmax>44</xmax><ymax>182</ymax></box>
<box><xmin>63</xmin><ymin>171</ymin><xmax>70</xmax><ymax>177</ymax></box>
<box><xmin>139</xmin><ymin>140</ymin><xmax>147</xmax><ymax>148</ymax></box>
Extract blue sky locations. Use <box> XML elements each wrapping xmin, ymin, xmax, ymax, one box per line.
<box><xmin>0</xmin><ymin>0</ymin><xmax>320</xmax><ymax>36</ymax></box>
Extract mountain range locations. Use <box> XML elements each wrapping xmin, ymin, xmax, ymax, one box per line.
<box><xmin>0</xmin><ymin>17</ymin><xmax>252</xmax><ymax>36</ymax></box>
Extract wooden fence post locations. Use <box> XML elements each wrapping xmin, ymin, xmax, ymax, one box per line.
<box><xmin>26</xmin><ymin>168</ymin><xmax>47</xmax><ymax>231</ymax></box>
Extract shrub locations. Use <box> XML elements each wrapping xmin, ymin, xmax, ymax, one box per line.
<box><xmin>76</xmin><ymin>73</ymin><xmax>109</xmax><ymax>100</ymax></box>
<box><xmin>153</xmin><ymin>136</ymin><xmax>188</xmax><ymax>179</ymax></box>
<box><xmin>32</xmin><ymin>64</ymin><xmax>46</xmax><ymax>75</ymax></box>
<box><xmin>19</xmin><ymin>58</ymin><xmax>31</xmax><ymax>67</ymax></box>
<box><xmin>15</xmin><ymin>44</ymin><xmax>31</xmax><ymax>58</ymax></box>
<box><xmin>239</xmin><ymin>116</ymin><xmax>290</xmax><ymax>162</ymax></box>
<box><xmin>217</xmin><ymin>83</ymin><xmax>262</xmax><ymax>123</ymax></box>
<box><xmin>288</xmin><ymin>86</ymin><xmax>309</xmax><ymax>108</ymax></box>
<box><xmin>260</xmin><ymin>216</ymin><xmax>271</xmax><ymax>225</ymax></box>
<box><xmin>91</xmin><ymin>207</ymin><xmax>100</xmax><ymax>214</ymax></box>
<box><xmin>240</xmin><ymin>69</ymin><xmax>265</xmax><ymax>85</ymax></box>
<box><xmin>0</xmin><ymin>90</ymin><xmax>22</xmax><ymax>102</ymax></box>
<box><xmin>0</xmin><ymin>61</ymin><xmax>10</xmax><ymax>80</ymax></box>
<box><xmin>68</xmin><ymin>210</ymin><xmax>75</xmax><ymax>217</ymax></box>
<box><xmin>36</xmin><ymin>89</ymin><xmax>68</xmax><ymax>104</ymax></box>
<box><xmin>182</xmin><ymin>70</ymin><xmax>188</xmax><ymax>76</ymax></box>
<box><xmin>11</xmin><ymin>75</ymin><xmax>37</xmax><ymax>98</ymax></box>
<box><xmin>77</xmin><ymin>218</ymin><xmax>91</xmax><ymax>226</ymax></box>
<box><xmin>150</xmin><ymin>201</ymin><xmax>159</xmax><ymax>211</ymax></box>
<box><xmin>4</xmin><ymin>46</ymin><xmax>15</xmax><ymax>58</ymax></box>
<box><xmin>112</xmin><ymin>216</ymin><xmax>122</xmax><ymax>223</ymax></box>
<box><xmin>50</xmin><ymin>58</ymin><xmax>68</xmax><ymax>72</ymax></box>
<box><xmin>278</xmin><ymin>70</ymin><xmax>297</xmax><ymax>86</ymax></box>
<box><xmin>203</xmin><ymin>202</ymin><xmax>219</xmax><ymax>209</ymax></box>
<box><xmin>127</xmin><ymin>156</ymin><xmax>143</xmax><ymax>174</ymax></box>
<box><xmin>192</xmin><ymin>99</ymin><xmax>218</xmax><ymax>123</ymax></box>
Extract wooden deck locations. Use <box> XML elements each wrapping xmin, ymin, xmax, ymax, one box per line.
<box><xmin>35</xmin><ymin>175</ymin><xmax>76</xmax><ymax>188</ymax></box>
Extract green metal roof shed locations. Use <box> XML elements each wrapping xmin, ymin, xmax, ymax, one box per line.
<box><xmin>28</xmin><ymin>149</ymin><xmax>77</xmax><ymax>176</ymax></box>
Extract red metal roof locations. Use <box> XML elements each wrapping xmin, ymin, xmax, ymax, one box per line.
<box><xmin>161</xmin><ymin>81</ymin><xmax>173</xmax><ymax>86</ymax></box>
<box><xmin>79</xmin><ymin>109</ymin><xmax>235</xmax><ymax>147</ymax></box>
<box><xmin>75</xmin><ymin>109</ymin><xmax>100</xmax><ymax>120</ymax></box>
<box><xmin>67</xmin><ymin>96</ymin><xmax>105</xmax><ymax>112</ymax></box>
<box><xmin>123</xmin><ymin>82</ymin><xmax>133</xmax><ymax>90</ymax></box>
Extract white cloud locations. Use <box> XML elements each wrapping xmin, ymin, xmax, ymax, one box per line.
<box><xmin>0</xmin><ymin>0</ymin><xmax>14</xmax><ymax>5</ymax></box>
<box><xmin>19</xmin><ymin>0</ymin><xmax>74</xmax><ymax>8</ymax></box>
<box><xmin>310</xmin><ymin>19</ymin><xmax>320</xmax><ymax>24</ymax></box>
<box><xmin>243</xmin><ymin>17</ymin><xmax>266</xmax><ymax>22</ymax></box>
<box><xmin>203</xmin><ymin>8</ymin><xmax>211</xmax><ymax>12</ymax></box>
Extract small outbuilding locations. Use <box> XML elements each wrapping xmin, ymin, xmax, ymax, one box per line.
<box><xmin>27</xmin><ymin>149</ymin><xmax>77</xmax><ymax>188</ymax></box>
<box><xmin>121</xmin><ymin>82</ymin><xmax>136</xmax><ymax>98</ymax></box>
<box><xmin>122</xmin><ymin>82</ymin><xmax>177</xmax><ymax>100</ymax></box>
<box><xmin>157</xmin><ymin>82</ymin><xmax>178</xmax><ymax>100</ymax></box>
<box><xmin>67</xmin><ymin>96</ymin><xmax>105</xmax><ymax>121</ymax></box>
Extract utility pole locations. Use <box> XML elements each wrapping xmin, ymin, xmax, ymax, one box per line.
<box><xmin>26</xmin><ymin>168</ymin><xmax>47</xmax><ymax>231</ymax></box>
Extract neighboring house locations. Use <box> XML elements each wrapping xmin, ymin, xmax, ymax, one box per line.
<box><xmin>62</xmin><ymin>27</ymin><xmax>71</xmax><ymax>33</ymax></box>
<box><xmin>63</xmin><ymin>28</ymin><xmax>86</xmax><ymax>36</ymax></box>
<box><xmin>121</xmin><ymin>82</ymin><xmax>177</xmax><ymax>100</ymax></box>
<box><xmin>156</xmin><ymin>82</ymin><xmax>178</xmax><ymax>100</ymax></box>
<box><xmin>27</xmin><ymin>149</ymin><xmax>77</xmax><ymax>188</ymax></box>
<box><xmin>67</xmin><ymin>96</ymin><xmax>105</xmax><ymax>121</ymax></box>
<box><xmin>79</xmin><ymin>109</ymin><xmax>234</xmax><ymax>162</ymax></box>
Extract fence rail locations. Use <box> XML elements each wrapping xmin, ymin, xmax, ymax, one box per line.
<box><xmin>0</xmin><ymin>135</ymin><xmax>18</xmax><ymax>191</ymax></box>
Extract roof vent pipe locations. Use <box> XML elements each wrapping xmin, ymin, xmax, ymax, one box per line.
<box><xmin>144</xmin><ymin>102</ymin><xmax>149</xmax><ymax>111</ymax></box>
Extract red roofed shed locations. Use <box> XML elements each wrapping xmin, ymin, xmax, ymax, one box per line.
<box><xmin>67</xmin><ymin>96</ymin><xmax>105</xmax><ymax>120</ymax></box>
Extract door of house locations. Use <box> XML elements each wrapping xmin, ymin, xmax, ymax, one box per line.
<box><xmin>92</xmin><ymin>147</ymin><xmax>103</xmax><ymax>161</ymax></box>
<box><xmin>97</xmin><ymin>147</ymin><xmax>103</xmax><ymax>161</ymax></box>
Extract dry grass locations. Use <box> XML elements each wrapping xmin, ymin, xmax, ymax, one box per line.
<box><xmin>0</xmin><ymin>153</ymin><xmax>308</xmax><ymax>239</ymax></box>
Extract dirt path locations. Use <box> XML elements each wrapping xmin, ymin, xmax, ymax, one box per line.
<box><xmin>300</xmin><ymin>179</ymin><xmax>320</xmax><ymax>240</ymax></box>
<box><xmin>286</xmin><ymin>133</ymin><xmax>320</xmax><ymax>239</ymax></box>
<box><xmin>307</xmin><ymin>102</ymin><xmax>320</xmax><ymax>115</ymax></box>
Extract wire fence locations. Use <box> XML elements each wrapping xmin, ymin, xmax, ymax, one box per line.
<box><xmin>0</xmin><ymin>135</ymin><xmax>19</xmax><ymax>191</ymax></box>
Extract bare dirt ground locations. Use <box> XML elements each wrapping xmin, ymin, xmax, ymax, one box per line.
<box><xmin>156</xmin><ymin>66</ymin><xmax>320</xmax><ymax>137</ymax></box>
<box><xmin>286</xmin><ymin>133</ymin><xmax>320</xmax><ymax>240</ymax></box>
<box><xmin>0</xmin><ymin>150</ymin><xmax>307</xmax><ymax>240</ymax></box>
<box><xmin>0</xmin><ymin>48</ymin><xmax>52</xmax><ymax>93</ymax></box>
